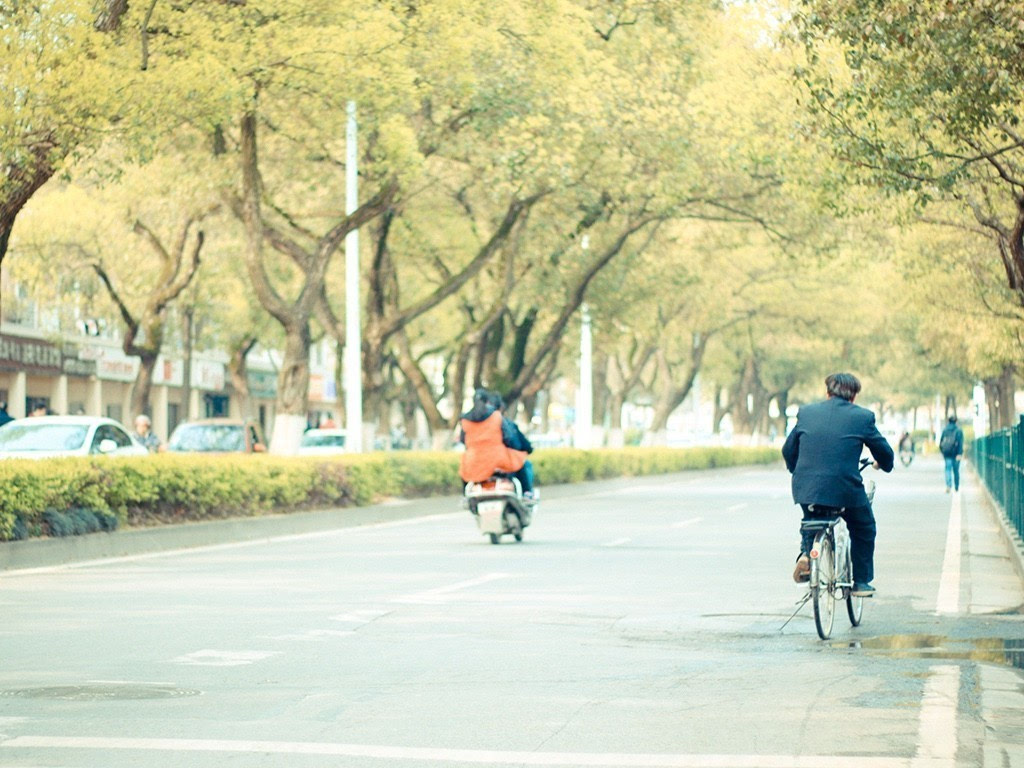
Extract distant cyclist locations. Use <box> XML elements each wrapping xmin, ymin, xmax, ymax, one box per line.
<box><xmin>781</xmin><ymin>373</ymin><xmax>894</xmax><ymax>597</ymax></box>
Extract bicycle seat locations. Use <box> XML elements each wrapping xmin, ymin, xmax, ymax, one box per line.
<box><xmin>807</xmin><ymin>503</ymin><xmax>845</xmax><ymax>513</ymax></box>
<box><xmin>800</xmin><ymin>518</ymin><xmax>842</xmax><ymax>533</ymax></box>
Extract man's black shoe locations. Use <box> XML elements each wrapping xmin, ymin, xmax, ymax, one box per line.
<box><xmin>851</xmin><ymin>582</ymin><xmax>876</xmax><ymax>597</ymax></box>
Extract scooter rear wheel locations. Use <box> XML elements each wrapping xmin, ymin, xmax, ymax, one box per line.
<box><xmin>505</xmin><ymin>509</ymin><xmax>523</xmax><ymax>543</ymax></box>
<box><xmin>488</xmin><ymin>533</ymin><xmax>500</xmax><ymax>545</ymax></box>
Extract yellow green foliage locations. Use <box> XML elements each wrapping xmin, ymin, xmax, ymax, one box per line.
<box><xmin>0</xmin><ymin>447</ymin><xmax>778</xmax><ymax>541</ymax></box>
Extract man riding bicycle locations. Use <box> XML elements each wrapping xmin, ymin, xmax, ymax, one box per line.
<box><xmin>781</xmin><ymin>373</ymin><xmax>894</xmax><ymax>597</ymax></box>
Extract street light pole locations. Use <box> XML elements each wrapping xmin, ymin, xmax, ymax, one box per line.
<box><xmin>344</xmin><ymin>100</ymin><xmax>363</xmax><ymax>453</ymax></box>
<box><xmin>575</xmin><ymin>235</ymin><xmax>593</xmax><ymax>450</ymax></box>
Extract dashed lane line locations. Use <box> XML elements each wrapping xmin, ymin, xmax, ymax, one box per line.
<box><xmin>391</xmin><ymin>572</ymin><xmax>513</xmax><ymax>604</ymax></box>
<box><xmin>600</xmin><ymin>537</ymin><xmax>632</xmax><ymax>547</ymax></box>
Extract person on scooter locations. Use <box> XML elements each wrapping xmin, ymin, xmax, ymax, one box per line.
<box><xmin>781</xmin><ymin>372</ymin><xmax>894</xmax><ymax>597</ymax></box>
<box><xmin>485</xmin><ymin>391</ymin><xmax>537</xmax><ymax>499</ymax></box>
<box><xmin>459</xmin><ymin>389</ymin><xmax>536</xmax><ymax>499</ymax></box>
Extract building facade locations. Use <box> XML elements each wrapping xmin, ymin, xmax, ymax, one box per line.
<box><xmin>0</xmin><ymin>324</ymin><xmax>341</xmax><ymax>444</ymax></box>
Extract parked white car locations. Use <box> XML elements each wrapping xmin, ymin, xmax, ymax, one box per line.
<box><xmin>297</xmin><ymin>428</ymin><xmax>347</xmax><ymax>456</ymax></box>
<box><xmin>0</xmin><ymin>415</ymin><xmax>149</xmax><ymax>459</ymax></box>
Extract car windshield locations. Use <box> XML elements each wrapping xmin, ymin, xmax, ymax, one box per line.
<box><xmin>301</xmin><ymin>433</ymin><xmax>345</xmax><ymax>448</ymax></box>
<box><xmin>169</xmin><ymin>424</ymin><xmax>245</xmax><ymax>452</ymax></box>
<box><xmin>0</xmin><ymin>423</ymin><xmax>88</xmax><ymax>451</ymax></box>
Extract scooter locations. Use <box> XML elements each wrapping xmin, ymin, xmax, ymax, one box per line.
<box><xmin>463</xmin><ymin>473</ymin><xmax>536</xmax><ymax>544</ymax></box>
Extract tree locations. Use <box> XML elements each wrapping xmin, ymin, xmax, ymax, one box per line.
<box><xmin>0</xmin><ymin>0</ymin><xmax>240</xmax><ymax>273</ymax></box>
<box><xmin>792</xmin><ymin>0</ymin><xmax>1024</xmax><ymax>312</ymax></box>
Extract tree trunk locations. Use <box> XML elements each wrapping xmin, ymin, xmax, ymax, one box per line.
<box><xmin>392</xmin><ymin>329</ymin><xmax>449</xmax><ymax>435</ymax></box>
<box><xmin>270</xmin><ymin>322</ymin><xmax>312</xmax><ymax>454</ymax></box>
<box><xmin>649</xmin><ymin>335</ymin><xmax>708</xmax><ymax>433</ymax></box>
<box><xmin>607</xmin><ymin>392</ymin><xmax>626</xmax><ymax>448</ymax></box>
<box><xmin>0</xmin><ymin>135</ymin><xmax>61</xmax><ymax>278</ymax></box>
<box><xmin>228</xmin><ymin>336</ymin><xmax>257</xmax><ymax>419</ymax></box>
<box><xmin>182</xmin><ymin>307</ymin><xmax>195</xmax><ymax>419</ymax></box>
<box><xmin>130</xmin><ymin>353</ymin><xmax>158</xmax><ymax>419</ymax></box>
<box><xmin>986</xmin><ymin>366</ymin><xmax>1016</xmax><ymax>430</ymax></box>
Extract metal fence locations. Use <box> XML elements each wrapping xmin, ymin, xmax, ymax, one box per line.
<box><xmin>972</xmin><ymin>415</ymin><xmax>1024</xmax><ymax>540</ymax></box>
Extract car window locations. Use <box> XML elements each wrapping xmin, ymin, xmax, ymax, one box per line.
<box><xmin>169</xmin><ymin>424</ymin><xmax>245</xmax><ymax>452</ymax></box>
<box><xmin>91</xmin><ymin>425</ymin><xmax>118</xmax><ymax>453</ymax></box>
<box><xmin>0</xmin><ymin>423</ymin><xmax>88</xmax><ymax>451</ymax></box>
<box><xmin>301</xmin><ymin>432</ymin><xmax>346</xmax><ymax>448</ymax></box>
<box><xmin>108</xmin><ymin>426</ymin><xmax>133</xmax><ymax>448</ymax></box>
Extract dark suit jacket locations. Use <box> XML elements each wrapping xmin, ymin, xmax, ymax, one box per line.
<box><xmin>781</xmin><ymin>397</ymin><xmax>894</xmax><ymax>508</ymax></box>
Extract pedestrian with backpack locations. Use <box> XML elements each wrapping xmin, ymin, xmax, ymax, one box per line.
<box><xmin>939</xmin><ymin>415</ymin><xmax>964</xmax><ymax>493</ymax></box>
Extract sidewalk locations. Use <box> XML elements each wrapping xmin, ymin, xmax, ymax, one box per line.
<box><xmin>964</xmin><ymin>463</ymin><xmax>1024</xmax><ymax>614</ymax></box>
<box><xmin>963</xmin><ymin>463</ymin><xmax>1024</xmax><ymax>768</ymax></box>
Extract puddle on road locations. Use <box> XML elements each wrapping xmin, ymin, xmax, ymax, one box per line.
<box><xmin>834</xmin><ymin>634</ymin><xmax>1024</xmax><ymax>669</ymax></box>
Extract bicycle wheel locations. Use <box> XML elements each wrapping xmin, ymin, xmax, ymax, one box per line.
<box><xmin>812</xmin><ymin>536</ymin><xmax>836</xmax><ymax>640</ymax></box>
<box><xmin>846</xmin><ymin>592</ymin><xmax>863</xmax><ymax>626</ymax></box>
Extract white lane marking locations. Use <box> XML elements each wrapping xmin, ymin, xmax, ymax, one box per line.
<box><xmin>935</xmin><ymin>492</ymin><xmax>962</xmax><ymax>615</ymax></box>
<box><xmin>170</xmin><ymin>650</ymin><xmax>279</xmax><ymax>667</ymax></box>
<box><xmin>0</xmin><ymin>735</ymin><xmax>950</xmax><ymax>766</ymax></box>
<box><xmin>264</xmin><ymin>629</ymin><xmax>356</xmax><ymax>641</ymax></box>
<box><xmin>574</xmin><ymin>480</ymin><xmax>701</xmax><ymax>500</ymax></box>
<box><xmin>2</xmin><ymin>513</ymin><xmax>464</xmax><ymax>576</ymax></box>
<box><xmin>329</xmin><ymin>609</ymin><xmax>393</xmax><ymax>624</ymax></box>
<box><xmin>392</xmin><ymin>573</ymin><xmax>512</xmax><ymax>605</ymax></box>
<box><xmin>726</xmin><ymin>503</ymin><xmax>748</xmax><ymax>512</ymax></box>
<box><xmin>913</xmin><ymin>665</ymin><xmax>959</xmax><ymax>766</ymax></box>
<box><xmin>672</xmin><ymin>517</ymin><xmax>703</xmax><ymax>529</ymax></box>
<box><xmin>601</xmin><ymin>537</ymin><xmax>632</xmax><ymax>547</ymax></box>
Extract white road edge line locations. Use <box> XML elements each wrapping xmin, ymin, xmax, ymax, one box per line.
<box><xmin>935</xmin><ymin>491</ymin><xmax>962</xmax><ymax>615</ymax></box>
<box><xmin>912</xmin><ymin>665</ymin><xmax>959</xmax><ymax>767</ymax></box>
<box><xmin>726</xmin><ymin>503</ymin><xmax>749</xmax><ymax>512</ymax></box>
<box><xmin>0</xmin><ymin>736</ymin><xmax>949</xmax><ymax>767</ymax></box>
<box><xmin>601</xmin><ymin>537</ymin><xmax>632</xmax><ymax>547</ymax></box>
<box><xmin>672</xmin><ymin>517</ymin><xmax>703</xmax><ymax>529</ymax></box>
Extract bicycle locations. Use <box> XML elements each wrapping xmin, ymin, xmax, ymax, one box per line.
<box><xmin>798</xmin><ymin>457</ymin><xmax>875</xmax><ymax>640</ymax></box>
<box><xmin>899</xmin><ymin>447</ymin><xmax>914</xmax><ymax>467</ymax></box>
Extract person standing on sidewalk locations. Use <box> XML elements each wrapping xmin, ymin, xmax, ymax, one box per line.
<box><xmin>939</xmin><ymin>415</ymin><xmax>964</xmax><ymax>493</ymax></box>
<box><xmin>132</xmin><ymin>414</ymin><xmax>163</xmax><ymax>453</ymax></box>
<box><xmin>782</xmin><ymin>372</ymin><xmax>895</xmax><ymax>597</ymax></box>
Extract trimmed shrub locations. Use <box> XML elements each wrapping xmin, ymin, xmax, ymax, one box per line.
<box><xmin>0</xmin><ymin>446</ymin><xmax>778</xmax><ymax>542</ymax></box>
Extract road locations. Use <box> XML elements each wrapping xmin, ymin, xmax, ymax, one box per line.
<box><xmin>1</xmin><ymin>456</ymin><xmax>1022</xmax><ymax>767</ymax></box>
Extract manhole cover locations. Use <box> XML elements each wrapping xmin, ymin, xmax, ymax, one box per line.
<box><xmin>1</xmin><ymin>684</ymin><xmax>201</xmax><ymax>701</ymax></box>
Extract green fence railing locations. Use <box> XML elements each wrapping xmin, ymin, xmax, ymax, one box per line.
<box><xmin>973</xmin><ymin>415</ymin><xmax>1024</xmax><ymax>541</ymax></box>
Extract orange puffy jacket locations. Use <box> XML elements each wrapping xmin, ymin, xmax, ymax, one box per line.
<box><xmin>459</xmin><ymin>411</ymin><xmax>528</xmax><ymax>483</ymax></box>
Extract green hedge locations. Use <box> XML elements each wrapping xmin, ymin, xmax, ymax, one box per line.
<box><xmin>0</xmin><ymin>446</ymin><xmax>778</xmax><ymax>542</ymax></box>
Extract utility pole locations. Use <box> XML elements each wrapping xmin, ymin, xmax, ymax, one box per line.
<box><xmin>345</xmin><ymin>100</ymin><xmax>363</xmax><ymax>453</ymax></box>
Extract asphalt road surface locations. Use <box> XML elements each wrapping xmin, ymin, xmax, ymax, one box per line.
<box><xmin>1</xmin><ymin>456</ymin><xmax>1022</xmax><ymax>767</ymax></box>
